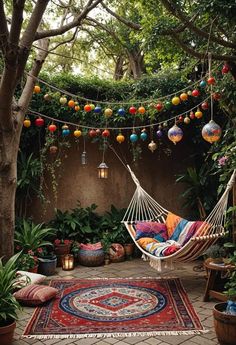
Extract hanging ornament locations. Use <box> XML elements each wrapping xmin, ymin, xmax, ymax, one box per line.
<box><xmin>178</xmin><ymin>115</ymin><xmax>184</xmax><ymax>123</ymax></box>
<box><xmin>180</xmin><ymin>93</ymin><xmax>188</xmax><ymax>101</ymax></box>
<box><xmin>102</xmin><ymin>129</ymin><xmax>110</xmax><ymax>137</ymax></box>
<box><xmin>195</xmin><ymin>109</ymin><xmax>203</xmax><ymax>119</ymax></box>
<box><xmin>187</xmin><ymin>90</ymin><xmax>192</xmax><ymax>96</ymax></box>
<box><xmin>68</xmin><ymin>100</ymin><xmax>75</xmax><ymax>108</ymax></box>
<box><xmin>74</xmin><ymin>129</ymin><xmax>82</xmax><ymax>137</ymax></box>
<box><xmin>48</xmin><ymin>123</ymin><xmax>57</xmax><ymax>132</ymax></box>
<box><xmin>95</xmin><ymin>129</ymin><xmax>101</xmax><ymax>136</ymax></box>
<box><xmin>155</xmin><ymin>102</ymin><xmax>163</xmax><ymax>111</ymax></box>
<box><xmin>90</xmin><ymin>104</ymin><xmax>95</xmax><ymax>110</ymax></box>
<box><xmin>192</xmin><ymin>89</ymin><xmax>200</xmax><ymax>97</ymax></box>
<box><xmin>89</xmin><ymin>129</ymin><xmax>97</xmax><ymax>138</ymax></box>
<box><xmin>35</xmin><ymin>117</ymin><xmax>44</xmax><ymax>127</ymax></box>
<box><xmin>184</xmin><ymin>116</ymin><xmax>190</xmax><ymax>124</ymax></box>
<box><xmin>117</xmin><ymin>108</ymin><xmax>125</xmax><ymax>116</ymax></box>
<box><xmin>81</xmin><ymin>151</ymin><xmax>87</xmax><ymax>165</ymax></box>
<box><xmin>207</xmin><ymin>76</ymin><xmax>216</xmax><ymax>85</ymax></box>
<box><xmin>33</xmin><ymin>85</ymin><xmax>41</xmax><ymax>94</ymax></box>
<box><xmin>49</xmin><ymin>145</ymin><xmax>58</xmax><ymax>154</ymax></box>
<box><xmin>148</xmin><ymin>140</ymin><xmax>157</xmax><ymax>152</ymax></box>
<box><xmin>202</xmin><ymin>120</ymin><xmax>222</xmax><ymax>143</ymax></box>
<box><xmin>94</xmin><ymin>105</ymin><xmax>102</xmax><ymax>113</ymax></box>
<box><xmin>163</xmin><ymin>122</ymin><xmax>168</xmax><ymax>127</ymax></box>
<box><xmin>138</xmin><ymin>106</ymin><xmax>146</xmax><ymax>114</ymax></box>
<box><xmin>44</xmin><ymin>93</ymin><xmax>51</xmax><ymax>101</ymax></box>
<box><xmin>199</xmin><ymin>80</ymin><xmax>207</xmax><ymax>88</ymax></box>
<box><xmin>130</xmin><ymin>132</ymin><xmax>138</xmax><ymax>142</ymax></box>
<box><xmin>213</xmin><ymin>92</ymin><xmax>221</xmax><ymax>101</ymax></box>
<box><xmin>104</xmin><ymin>108</ymin><xmax>113</xmax><ymax>118</ymax></box>
<box><xmin>116</xmin><ymin>133</ymin><xmax>125</xmax><ymax>143</ymax></box>
<box><xmin>62</xmin><ymin>124</ymin><xmax>70</xmax><ymax>136</ymax></box>
<box><xmin>222</xmin><ymin>64</ymin><xmax>230</xmax><ymax>74</ymax></box>
<box><xmin>172</xmin><ymin>96</ymin><xmax>180</xmax><ymax>105</ymax></box>
<box><xmin>156</xmin><ymin>129</ymin><xmax>163</xmax><ymax>138</ymax></box>
<box><xmin>129</xmin><ymin>106</ymin><xmax>137</xmax><ymax>115</ymax></box>
<box><xmin>60</xmin><ymin>96</ymin><xmax>67</xmax><ymax>105</ymax></box>
<box><xmin>84</xmin><ymin>104</ymin><xmax>92</xmax><ymax>112</ymax></box>
<box><xmin>201</xmin><ymin>101</ymin><xmax>209</xmax><ymax>110</ymax></box>
<box><xmin>74</xmin><ymin>105</ymin><xmax>80</xmax><ymax>111</ymax></box>
<box><xmin>158</xmin><ymin>124</ymin><xmax>162</xmax><ymax>130</ymax></box>
<box><xmin>189</xmin><ymin>111</ymin><xmax>195</xmax><ymax>120</ymax></box>
<box><xmin>168</xmin><ymin>124</ymin><xmax>183</xmax><ymax>144</ymax></box>
<box><xmin>140</xmin><ymin>131</ymin><xmax>148</xmax><ymax>141</ymax></box>
<box><xmin>165</xmin><ymin>101</ymin><xmax>172</xmax><ymax>110</ymax></box>
<box><xmin>23</xmin><ymin>118</ymin><xmax>31</xmax><ymax>127</ymax></box>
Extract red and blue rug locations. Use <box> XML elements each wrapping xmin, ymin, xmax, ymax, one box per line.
<box><xmin>23</xmin><ymin>277</ymin><xmax>206</xmax><ymax>339</ymax></box>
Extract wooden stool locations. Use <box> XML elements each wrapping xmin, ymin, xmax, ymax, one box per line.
<box><xmin>203</xmin><ymin>258</ymin><xmax>235</xmax><ymax>302</ymax></box>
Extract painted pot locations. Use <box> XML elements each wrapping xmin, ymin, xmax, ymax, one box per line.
<box><xmin>38</xmin><ymin>256</ymin><xmax>57</xmax><ymax>276</ymax></box>
<box><xmin>0</xmin><ymin>320</ymin><xmax>16</xmax><ymax>345</ymax></box>
<box><xmin>78</xmin><ymin>248</ymin><xmax>105</xmax><ymax>267</ymax></box>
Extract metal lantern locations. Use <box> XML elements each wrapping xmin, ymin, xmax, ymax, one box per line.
<box><xmin>148</xmin><ymin>140</ymin><xmax>157</xmax><ymax>152</ymax></box>
<box><xmin>62</xmin><ymin>254</ymin><xmax>74</xmax><ymax>270</ymax></box>
<box><xmin>168</xmin><ymin>124</ymin><xmax>183</xmax><ymax>144</ymax></box>
<box><xmin>98</xmin><ymin>162</ymin><xmax>109</xmax><ymax>179</ymax></box>
<box><xmin>81</xmin><ymin>151</ymin><xmax>87</xmax><ymax>165</ymax></box>
<box><xmin>202</xmin><ymin>120</ymin><xmax>222</xmax><ymax>143</ymax></box>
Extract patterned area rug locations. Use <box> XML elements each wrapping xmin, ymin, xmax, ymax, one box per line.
<box><xmin>23</xmin><ymin>277</ymin><xmax>206</xmax><ymax>339</ymax></box>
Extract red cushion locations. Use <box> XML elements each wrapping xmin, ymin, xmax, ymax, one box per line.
<box><xmin>14</xmin><ymin>284</ymin><xmax>58</xmax><ymax>306</ymax></box>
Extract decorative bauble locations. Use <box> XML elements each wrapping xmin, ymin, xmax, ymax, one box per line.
<box><xmin>102</xmin><ymin>129</ymin><xmax>110</xmax><ymax>137</ymax></box>
<box><xmin>165</xmin><ymin>101</ymin><xmax>172</xmax><ymax>110</ymax></box>
<box><xmin>130</xmin><ymin>133</ymin><xmax>138</xmax><ymax>142</ymax></box>
<box><xmin>74</xmin><ymin>129</ymin><xmax>82</xmax><ymax>137</ymax></box>
<box><xmin>202</xmin><ymin>120</ymin><xmax>222</xmax><ymax>143</ymax></box>
<box><xmin>34</xmin><ymin>85</ymin><xmax>40</xmax><ymax>93</ymax></box>
<box><xmin>163</xmin><ymin>122</ymin><xmax>168</xmax><ymax>127</ymax></box>
<box><xmin>44</xmin><ymin>93</ymin><xmax>51</xmax><ymax>101</ymax></box>
<box><xmin>187</xmin><ymin>90</ymin><xmax>192</xmax><ymax>96</ymax></box>
<box><xmin>148</xmin><ymin>140</ymin><xmax>157</xmax><ymax>152</ymax></box>
<box><xmin>195</xmin><ymin>109</ymin><xmax>203</xmax><ymax>119</ymax></box>
<box><xmin>158</xmin><ymin>124</ymin><xmax>162</xmax><ymax>130</ymax></box>
<box><xmin>178</xmin><ymin>115</ymin><xmax>184</xmax><ymax>122</ymax></box>
<box><xmin>35</xmin><ymin>117</ymin><xmax>44</xmax><ymax>127</ymax></box>
<box><xmin>48</xmin><ymin>123</ymin><xmax>57</xmax><ymax>132</ymax></box>
<box><xmin>129</xmin><ymin>106</ymin><xmax>136</xmax><ymax>114</ymax></box>
<box><xmin>84</xmin><ymin>104</ymin><xmax>92</xmax><ymax>112</ymax></box>
<box><xmin>140</xmin><ymin>131</ymin><xmax>148</xmax><ymax>141</ymax></box>
<box><xmin>62</xmin><ymin>129</ymin><xmax>70</xmax><ymax>136</ymax></box>
<box><xmin>213</xmin><ymin>92</ymin><xmax>221</xmax><ymax>101</ymax></box>
<box><xmin>49</xmin><ymin>145</ymin><xmax>58</xmax><ymax>154</ymax></box>
<box><xmin>184</xmin><ymin>116</ymin><xmax>190</xmax><ymax>124</ymax></box>
<box><xmin>104</xmin><ymin>108</ymin><xmax>113</xmax><ymax>117</ymax></box>
<box><xmin>192</xmin><ymin>89</ymin><xmax>200</xmax><ymax>97</ymax></box>
<box><xmin>94</xmin><ymin>106</ymin><xmax>102</xmax><ymax>113</ymax></box>
<box><xmin>117</xmin><ymin>108</ymin><xmax>125</xmax><ymax>116</ymax></box>
<box><xmin>59</xmin><ymin>96</ymin><xmax>67</xmax><ymax>105</ymax></box>
<box><xmin>199</xmin><ymin>80</ymin><xmax>207</xmax><ymax>88</ymax></box>
<box><xmin>95</xmin><ymin>129</ymin><xmax>101</xmax><ymax>136</ymax></box>
<box><xmin>155</xmin><ymin>102</ymin><xmax>163</xmax><ymax>111</ymax></box>
<box><xmin>156</xmin><ymin>130</ymin><xmax>162</xmax><ymax>138</ymax></box>
<box><xmin>172</xmin><ymin>96</ymin><xmax>180</xmax><ymax>105</ymax></box>
<box><xmin>138</xmin><ymin>106</ymin><xmax>146</xmax><ymax>114</ymax></box>
<box><xmin>74</xmin><ymin>105</ymin><xmax>80</xmax><ymax>111</ymax></box>
<box><xmin>89</xmin><ymin>129</ymin><xmax>97</xmax><ymax>138</ymax></box>
<box><xmin>68</xmin><ymin>99</ymin><xmax>75</xmax><ymax>108</ymax></box>
<box><xmin>201</xmin><ymin>101</ymin><xmax>209</xmax><ymax>110</ymax></box>
<box><xmin>116</xmin><ymin>133</ymin><xmax>125</xmax><ymax>143</ymax></box>
<box><xmin>168</xmin><ymin>124</ymin><xmax>183</xmax><ymax>144</ymax></box>
<box><xmin>62</xmin><ymin>124</ymin><xmax>69</xmax><ymax>130</ymax></box>
<box><xmin>222</xmin><ymin>64</ymin><xmax>230</xmax><ymax>74</ymax></box>
<box><xmin>180</xmin><ymin>93</ymin><xmax>188</xmax><ymax>101</ymax></box>
<box><xmin>23</xmin><ymin>119</ymin><xmax>31</xmax><ymax>127</ymax></box>
<box><xmin>207</xmin><ymin>76</ymin><xmax>216</xmax><ymax>85</ymax></box>
<box><xmin>90</xmin><ymin>104</ymin><xmax>95</xmax><ymax>110</ymax></box>
<box><xmin>189</xmin><ymin>111</ymin><xmax>195</xmax><ymax>120</ymax></box>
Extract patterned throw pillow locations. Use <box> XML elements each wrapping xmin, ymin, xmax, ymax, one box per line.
<box><xmin>137</xmin><ymin>237</ymin><xmax>158</xmax><ymax>249</ymax></box>
<box><xmin>14</xmin><ymin>284</ymin><xmax>58</xmax><ymax>306</ymax></box>
<box><xmin>135</xmin><ymin>221</ymin><xmax>168</xmax><ymax>242</ymax></box>
<box><xmin>15</xmin><ymin>271</ymin><xmax>46</xmax><ymax>289</ymax></box>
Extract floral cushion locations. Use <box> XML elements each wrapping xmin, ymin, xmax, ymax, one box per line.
<box><xmin>15</xmin><ymin>271</ymin><xmax>46</xmax><ymax>289</ymax></box>
<box><xmin>135</xmin><ymin>221</ymin><xmax>168</xmax><ymax>242</ymax></box>
<box><xmin>14</xmin><ymin>284</ymin><xmax>58</xmax><ymax>306</ymax></box>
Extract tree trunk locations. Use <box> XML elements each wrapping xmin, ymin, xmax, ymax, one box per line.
<box><xmin>114</xmin><ymin>55</ymin><xmax>124</xmax><ymax>80</ymax></box>
<box><xmin>127</xmin><ymin>51</ymin><xmax>145</xmax><ymax>79</ymax></box>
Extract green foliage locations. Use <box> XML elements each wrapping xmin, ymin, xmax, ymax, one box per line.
<box><xmin>0</xmin><ymin>253</ymin><xmax>22</xmax><ymax>325</ymax></box>
<box><xmin>204</xmin><ymin>244</ymin><xmax>227</xmax><ymax>259</ymax></box>
<box><xmin>16</xmin><ymin>253</ymin><xmax>38</xmax><ymax>271</ymax></box>
<box><xmin>224</xmin><ymin>243</ymin><xmax>236</xmax><ymax>300</ymax></box>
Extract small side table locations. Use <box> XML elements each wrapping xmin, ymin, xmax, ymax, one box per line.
<box><xmin>203</xmin><ymin>258</ymin><xmax>235</xmax><ymax>302</ymax></box>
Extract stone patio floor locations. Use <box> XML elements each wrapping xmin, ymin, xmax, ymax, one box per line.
<box><xmin>13</xmin><ymin>258</ymin><xmax>220</xmax><ymax>345</ymax></box>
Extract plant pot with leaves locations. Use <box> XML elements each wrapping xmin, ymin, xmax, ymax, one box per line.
<box><xmin>17</xmin><ymin>252</ymin><xmax>39</xmax><ymax>273</ymax></box>
<box><xmin>37</xmin><ymin>248</ymin><xmax>57</xmax><ymax>276</ymax></box>
<box><xmin>204</xmin><ymin>244</ymin><xmax>227</xmax><ymax>264</ymax></box>
<box><xmin>0</xmin><ymin>253</ymin><xmax>22</xmax><ymax>345</ymax></box>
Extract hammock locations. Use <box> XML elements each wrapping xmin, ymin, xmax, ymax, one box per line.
<box><xmin>122</xmin><ymin>166</ymin><xmax>236</xmax><ymax>271</ymax></box>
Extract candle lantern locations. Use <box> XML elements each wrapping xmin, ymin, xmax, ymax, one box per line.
<box><xmin>81</xmin><ymin>151</ymin><xmax>87</xmax><ymax>165</ymax></box>
<box><xmin>98</xmin><ymin>162</ymin><xmax>109</xmax><ymax>179</ymax></box>
<box><xmin>62</xmin><ymin>254</ymin><xmax>74</xmax><ymax>270</ymax></box>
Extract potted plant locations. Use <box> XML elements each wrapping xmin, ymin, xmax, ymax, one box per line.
<box><xmin>37</xmin><ymin>248</ymin><xmax>57</xmax><ymax>276</ymax></box>
<box><xmin>213</xmin><ymin>242</ymin><xmax>236</xmax><ymax>345</ymax></box>
<box><xmin>0</xmin><ymin>253</ymin><xmax>22</xmax><ymax>345</ymax></box>
<box><xmin>204</xmin><ymin>243</ymin><xmax>227</xmax><ymax>264</ymax></box>
<box><xmin>17</xmin><ymin>252</ymin><xmax>38</xmax><ymax>273</ymax></box>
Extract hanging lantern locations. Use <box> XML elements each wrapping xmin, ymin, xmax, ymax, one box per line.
<box><xmin>48</xmin><ymin>123</ymin><xmax>57</xmax><ymax>132</ymax></box>
<box><xmin>180</xmin><ymin>93</ymin><xmax>188</xmax><ymax>101</ymax></box>
<box><xmin>89</xmin><ymin>129</ymin><xmax>97</xmax><ymax>138</ymax></box>
<box><xmin>207</xmin><ymin>76</ymin><xmax>216</xmax><ymax>85</ymax></box>
<box><xmin>49</xmin><ymin>145</ymin><xmax>58</xmax><ymax>154</ymax></box>
<box><xmin>199</xmin><ymin>80</ymin><xmax>207</xmax><ymax>88</ymax></box>
<box><xmin>104</xmin><ymin>108</ymin><xmax>113</xmax><ymax>118</ymax></box>
<box><xmin>187</xmin><ymin>90</ymin><xmax>192</xmax><ymax>96</ymax></box>
<box><xmin>201</xmin><ymin>101</ymin><xmax>209</xmax><ymax>110</ymax></box>
<box><xmin>222</xmin><ymin>64</ymin><xmax>230</xmax><ymax>74</ymax></box>
<box><xmin>148</xmin><ymin>140</ymin><xmax>157</xmax><ymax>152</ymax></box>
<box><xmin>74</xmin><ymin>129</ymin><xmax>82</xmax><ymax>137</ymax></box>
<box><xmin>116</xmin><ymin>133</ymin><xmax>125</xmax><ymax>143</ymax></box>
<box><xmin>168</xmin><ymin>124</ymin><xmax>183</xmax><ymax>144</ymax></box>
<box><xmin>95</xmin><ymin>129</ymin><xmax>101</xmax><ymax>136</ymax></box>
<box><xmin>33</xmin><ymin>85</ymin><xmax>41</xmax><ymax>94</ymax></box>
<box><xmin>178</xmin><ymin>115</ymin><xmax>184</xmax><ymax>122</ymax></box>
<box><xmin>192</xmin><ymin>89</ymin><xmax>200</xmax><ymax>97</ymax></box>
<box><xmin>94</xmin><ymin>105</ymin><xmax>102</xmax><ymax>113</ymax></box>
<box><xmin>74</xmin><ymin>105</ymin><xmax>80</xmax><ymax>111</ymax></box>
<box><xmin>81</xmin><ymin>151</ymin><xmax>87</xmax><ymax>165</ymax></box>
<box><xmin>98</xmin><ymin>162</ymin><xmax>109</xmax><ymax>179</ymax></box>
<box><xmin>90</xmin><ymin>104</ymin><xmax>95</xmax><ymax>110</ymax></box>
<box><xmin>156</xmin><ymin>129</ymin><xmax>162</xmax><ymax>138</ymax></box>
<box><xmin>44</xmin><ymin>93</ymin><xmax>51</xmax><ymax>101</ymax></box>
<box><xmin>68</xmin><ymin>100</ymin><xmax>75</xmax><ymax>108</ymax></box>
<box><xmin>189</xmin><ymin>111</ymin><xmax>195</xmax><ymax>120</ymax></box>
<box><xmin>23</xmin><ymin>118</ymin><xmax>31</xmax><ymax>127</ymax></box>
<box><xmin>140</xmin><ymin>131</ymin><xmax>148</xmax><ymax>141</ymax></box>
<box><xmin>62</xmin><ymin>124</ymin><xmax>70</xmax><ymax>136</ymax></box>
<box><xmin>62</xmin><ymin>254</ymin><xmax>74</xmax><ymax>271</ymax></box>
<box><xmin>138</xmin><ymin>106</ymin><xmax>146</xmax><ymax>114</ymax></box>
<box><xmin>172</xmin><ymin>96</ymin><xmax>180</xmax><ymax>105</ymax></box>
<box><xmin>155</xmin><ymin>102</ymin><xmax>163</xmax><ymax>111</ymax></box>
<box><xmin>213</xmin><ymin>92</ymin><xmax>221</xmax><ymax>101</ymax></box>
<box><xmin>118</xmin><ymin>108</ymin><xmax>125</xmax><ymax>116</ymax></box>
<box><xmin>184</xmin><ymin>116</ymin><xmax>190</xmax><ymax>124</ymax></box>
<box><xmin>129</xmin><ymin>106</ymin><xmax>136</xmax><ymax>115</ymax></box>
<box><xmin>35</xmin><ymin>117</ymin><xmax>44</xmax><ymax>127</ymax></box>
<box><xmin>165</xmin><ymin>101</ymin><xmax>172</xmax><ymax>110</ymax></box>
<box><xmin>84</xmin><ymin>104</ymin><xmax>92</xmax><ymax>112</ymax></box>
<box><xmin>202</xmin><ymin>120</ymin><xmax>222</xmax><ymax>143</ymax></box>
<box><xmin>130</xmin><ymin>133</ymin><xmax>138</xmax><ymax>143</ymax></box>
<box><xmin>163</xmin><ymin>122</ymin><xmax>168</xmax><ymax>127</ymax></box>
<box><xmin>195</xmin><ymin>109</ymin><xmax>203</xmax><ymax>119</ymax></box>
<box><xmin>102</xmin><ymin>129</ymin><xmax>110</xmax><ymax>137</ymax></box>
<box><xmin>59</xmin><ymin>96</ymin><xmax>67</xmax><ymax>105</ymax></box>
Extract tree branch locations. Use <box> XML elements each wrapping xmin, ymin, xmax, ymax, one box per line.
<box><xmin>160</xmin><ymin>0</ymin><xmax>236</xmax><ymax>49</ymax></box>
<box><xmin>49</xmin><ymin>27</ymin><xmax>78</xmax><ymax>52</ymax></box>
<box><xmin>35</xmin><ymin>0</ymin><xmax>103</xmax><ymax>40</ymax></box>
<box><xmin>0</xmin><ymin>0</ymin><xmax>9</xmax><ymax>54</ymax></box>
<box><xmin>9</xmin><ymin>0</ymin><xmax>25</xmax><ymax>47</ymax></box>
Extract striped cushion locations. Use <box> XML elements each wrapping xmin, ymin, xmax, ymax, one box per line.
<box><xmin>135</xmin><ymin>221</ymin><xmax>168</xmax><ymax>242</ymax></box>
<box><xmin>14</xmin><ymin>284</ymin><xmax>58</xmax><ymax>306</ymax></box>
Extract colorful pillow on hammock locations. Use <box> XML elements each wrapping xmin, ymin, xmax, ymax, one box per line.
<box><xmin>144</xmin><ymin>240</ymin><xmax>181</xmax><ymax>257</ymax></box>
<box><xmin>137</xmin><ymin>237</ymin><xmax>158</xmax><ymax>249</ymax></box>
<box><xmin>134</xmin><ymin>221</ymin><xmax>168</xmax><ymax>242</ymax></box>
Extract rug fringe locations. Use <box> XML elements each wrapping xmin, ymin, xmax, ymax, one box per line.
<box><xmin>22</xmin><ymin>329</ymin><xmax>208</xmax><ymax>339</ymax></box>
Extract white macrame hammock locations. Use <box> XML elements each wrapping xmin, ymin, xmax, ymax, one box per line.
<box><xmin>122</xmin><ymin>166</ymin><xmax>236</xmax><ymax>272</ymax></box>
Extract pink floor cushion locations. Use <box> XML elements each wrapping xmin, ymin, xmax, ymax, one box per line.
<box><xmin>14</xmin><ymin>284</ymin><xmax>58</xmax><ymax>306</ymax></box>
<box><xmin>135</xmin><ymin>221</ymin><xmax>168</xmax><ymax>242</ymax></box>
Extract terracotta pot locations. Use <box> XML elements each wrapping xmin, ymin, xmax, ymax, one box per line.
<box><xmin>0</xmin><ymin>320</ymin><xmax>16</xmax><ymax>345</ymax></box>
<box><xmin>109</xmin><ymin>243</ymin><xmax>125</xmax><ymax>263</ymax></box>
<box><xmin>213</xmin><ymin>302</ymin><xmax>236</xmax><ymax>345</ymax></box>
<box><xmin>54</xmin><ymin>243</ymin><xmax>71</xmax><ymax>267</ymax></box>
<box><xmin>124</xmin><ymin>243</ymin><xmax>135</xmax><ymax>258</ymax></box>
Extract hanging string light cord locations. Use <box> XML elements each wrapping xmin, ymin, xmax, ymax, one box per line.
<box><xmin>108</xmin><ymin>143</ymin><xmax>129</xmax><ymax>172</ymax></box>
<box><xmin>209</xmin><ymin>53</ymin><xmax>214</xmax><ymax>121</ymax></box>
<box><xmin>28</xmin><ymin>94</ymin><xmax>210</xmax><ymax>130</ymax></box>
